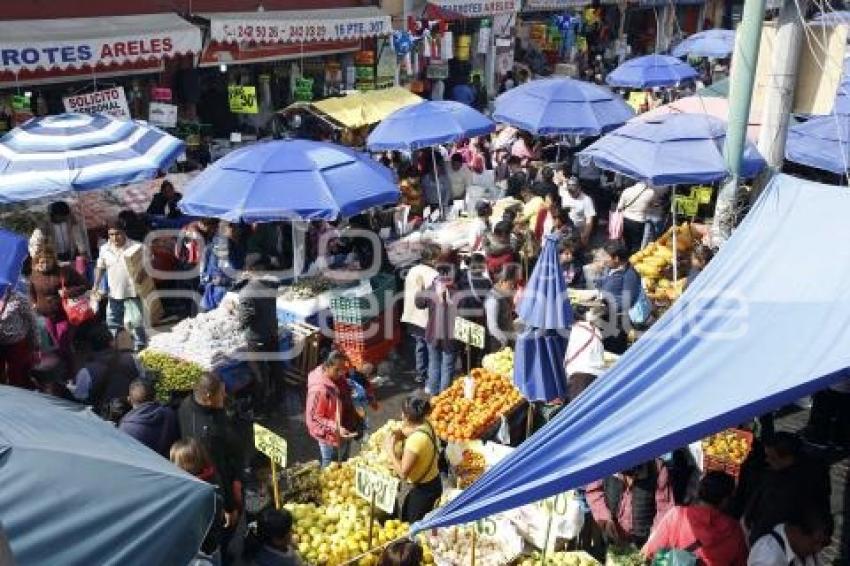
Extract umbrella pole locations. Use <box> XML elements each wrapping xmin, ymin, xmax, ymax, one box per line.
<box><xmin>292</xmin><ymin>221</ymin><xmax>300</xmax><ymax>282</ymax></box>
<box><xmin>672</xmin><ymin>187</ymin><xmax>678</xmax><ymax>283</ymax></box>
<box><xmin>556</xmin><ymin>136</ymin><xmax>562</xmax><ymax>164</ymax></box>
<box><xmin>432</xmin><ymin>150</ymin><xmax>444</xmax><ymax>220</ymax></box>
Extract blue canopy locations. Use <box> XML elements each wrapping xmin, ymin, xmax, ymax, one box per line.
<box><xmin>606</xmin><ymin>54</ymin><xmax>699</xmax><ymax>88</ymax></box>
<box><xmin>578</xmin><ymin>113</ymin><xmax>766</xmax><ymax>185</ymax></box>
<box><xmin>513</xmin><ymin>235</ymin><xmax>573</xmax><ymax>402</ymax></box>
<box><xmin>492</xmin><ymin>78</ymin><xmax>634</xmax><ymax>136</ymax></box>
<box><xmin>0</xmin><ymin>113</ymin><xmax>185</xmax><ymax>203</ymax></box>
<box><xmin>366</xmin><ymin>100</ymin><xmax>495</xmax><ymax>152</ymax></box>
<box><xmin>0</xmin><ymin>229</ymin><xmax>27</xmax><ymax>296</ymax></box>
<box><xmin>0</xmin><ymin>386</ymin><xmax>215</xmax><ymax>564</ymax></box>
<box><xmin>412</xmin><ymin>173</ymin><xmax>850</xmax><ymax>533</ymax></box>
<box><xmin>179</xmin><ymin>139</ymin><xmax>399</xmax><ymax>222</ymax></box>
<box><xmin>785</xmin><ymin>115</ymin><xmax>850</xmax><ymax>175</ymax></box>
<box><xmin>671</xmin><ymin>29</ymin><xmax>736</xmax><ymax>59</ymax></box>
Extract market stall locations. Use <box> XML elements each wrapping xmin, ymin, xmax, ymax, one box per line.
<box><xmin>410</xmin><ymin>174</ymin><xmax>850</xmax><ymax>535</ymax></box>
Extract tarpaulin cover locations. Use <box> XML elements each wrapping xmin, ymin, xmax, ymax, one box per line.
<box><xmin>0</xmin><ymin>113</ymin><xmax>185</xmax><ymax>203</ymax></box>
<box><xmin>578</xmin><ymin>113</ymin><xmax>766</xmax><ymax>185</ymax></box>
<box><xmin>179</xmin><ymin>139</ymin><xmax>399</xmax><ymax>222</ymax></box>
<box><xmin>366</xmin><ymin>100</ymin><xmax>495</xmax><ymax>152</ymax></box>
<box><xmin>412</xmin><ymin>173</ymin><xmax>850</xmax><ymax>533</ymax></box>
<box><xmin>785</xmin><ymin>115</ymin><xmax>850</xmax><ymax>175</ymax></box>
<box><xmin>0</xmin><ymin>229</ymin><xmax>27</xmax><ymax>296</ymax></box>
<box><xmin>0</xmin><ymin>386</ymin><xmax>215</xmax><ymax>565</ymax></box>
<box><xmin>493</xmin><ymin>78</ymin><xmax>634</xmax><ymax>136</ymax></box>
<box><xmin>671</xmin><ymin>29</ymin><xmax>735</xmax><ymax>58</ymax></box>
<box><xmin>606</xmin><ymin>54</ymin><xmax>698</xmax><ymax>88</ymax></box>
<box><xmin>311</xmin><ymin>87</ymin><xmax>423</xmax><ymax>129</ymax></box>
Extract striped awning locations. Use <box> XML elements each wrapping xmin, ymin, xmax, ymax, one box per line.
<box><xmin>0</xmin><ymin>113</ymin><xmax>185</xmax><ymax>203</ymax></box>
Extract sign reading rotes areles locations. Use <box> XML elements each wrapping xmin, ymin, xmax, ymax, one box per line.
<box><xmin>63</xmin><ymin>87</ymin><xmax>130</xmax><ymax>119</ymax></box>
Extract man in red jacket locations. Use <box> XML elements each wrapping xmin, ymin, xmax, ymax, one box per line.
<box><xmin>305</xmin><ymin>350</ymin><xmax>358</xmax><ymax>467</ymax></box>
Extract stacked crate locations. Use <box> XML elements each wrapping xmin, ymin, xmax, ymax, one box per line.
<box><xmin>330</xmin><ymin>273</ymin><xmax>400</xmax><ymax>366</ymax></box>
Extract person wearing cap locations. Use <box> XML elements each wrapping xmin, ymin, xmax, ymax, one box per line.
<box><xmin>556</xmin><ymin>165</ymin><xmax>596</xmax><ymax>248</ymax></box>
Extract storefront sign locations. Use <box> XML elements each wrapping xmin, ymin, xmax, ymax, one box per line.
<box><xmin>428</xmin><ymin>0</ymin><xmax>519</xmax><ymax>18</ymax></box>
<box><xmin>354</xmin><ymin>465</ymin><xmax>400</xmax><ymax>514</ymax></box>
<box><xmin>208</xmin><ymin>13</ymin><xmax>391</xmax><ymax>44</ymax></box>
<box><xmin>148</xmin><ymin>102</ymin><xmax>178</xmax><ymax>128</ymax></box>
<box><xmin>254</xmin><ymin>423</ymin><xmax>288</xmax><ymax>468</ymax></box>
<box><xmin>62</xmin><ymin>87</ymin><xmax>130</xmax><ymax>119</ymax></box>
<box><xmin>426</xmin><ymin>60</ymin><xmax>449</xmax><ymax>79</ymax></box>
<box><xmin>454</xmin><ymin>317</ymin><xmax>486</xmax><ymax>349</ymax></box>
<box><xmin>228</xmin><ymin>85</ymin><xmax>259</xmax><ymax>114</ymax></box>
<box><xmin>151</xmin><ymin>87</ymin><xmax>172</xmax><ymax>102</ymax></box>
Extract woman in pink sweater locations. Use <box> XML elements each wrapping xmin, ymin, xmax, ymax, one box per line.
<box><xmin>642</xmin><ymin>471</ymin><xmax>748</xmax><ymax>566</ymax></box>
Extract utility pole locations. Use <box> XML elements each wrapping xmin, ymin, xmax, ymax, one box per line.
<box><xmin>712</xmin><ymin>0</ymin><xmax>767</xmax><ymax>245</ymax></box>
<box><xmin>757</xmin><ymin>0</ymin><xmax>809</xmax><ymax>170</ymax></box>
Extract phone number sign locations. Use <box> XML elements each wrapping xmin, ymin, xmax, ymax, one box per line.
<box><xmin>212</xmin><ymin>15</ymin><xmax>391</xmax><ymax>43</ymax></box>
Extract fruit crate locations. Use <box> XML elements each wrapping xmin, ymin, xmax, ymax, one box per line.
<box><xmin>702</xmin><ymin>428</ymin><xmax>754</xmax><ymax>480</ymax></box>
<box><xmin>330</xmin><ymin>273</ymin><xmax>397</xmax><ymax>325</ymax></box>
<box><xmin>333</xmin><ymin>308</ymin><xmax>400</xmax><ymax>350</ymax></box>
<box><xmin>339</xmin><ymin>335</ymin><xmax>399</xmax><ymax>367</ymax></box>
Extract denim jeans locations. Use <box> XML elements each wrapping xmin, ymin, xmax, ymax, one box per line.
<box><xmin>413</xmin><ymin>334</ymin><xmax>429</xmax><ymax>381</ymax></box>
<box><xmin>106</xmin><ymin>297</ymin><xmax>147</xmax><ymax>350</ymax></box>
<box><xmin>318</xmin><ymin>440</ymin><xmax>351</xmax><ymax>468</ymax></box>
<box><xmin>426</xmin><ymin>343</ymin><xmax>456</xmax><ymax>395</ymax></box>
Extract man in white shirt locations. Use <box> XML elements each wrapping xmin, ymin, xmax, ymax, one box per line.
<box><xmin>557</xmin><ymin>171</ymin><xmax>596</xmax><ymax>248</ymax></box>
<box><xmin>401</xmin><ymin>243</ymin><xmax>440</xmax><ymax>384</ymax></box>
<box><xmin>748</xmin><ymin>510</ymin><xmax>832</xmax><ymax>566</ymax></box>
<box><xmin>93</xmin><ymin>221</ymin><xmax>147</xmax><ymax>351</ymax></box>
<box><xmin>446</xmin><ymin>153</ymin><xmax>474</xmax><ymax>202</ymax></box>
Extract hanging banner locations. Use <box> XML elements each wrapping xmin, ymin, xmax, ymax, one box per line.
<box><xmin>228</xmin><ymin>85</ymin><xmax>259</xmax><ymax>114</ymax></box>
<box><xmin>524</xmin><ymin>0</ymin><xmax>592</xmax><ymax>8</ymax></box>
<box><xmin>62</xmin><ymin>86</ymin><xmax>130</xmax><ymax>119</ymax></box>
<box><xmin>428</xmin><ymin>0</ymin><xmax>519</xmax><ymax>18</ymax></box>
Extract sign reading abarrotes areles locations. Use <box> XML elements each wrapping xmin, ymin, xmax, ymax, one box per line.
<box><xmin>63</xmin><ymin>87</ymin><xmax>130</xmax><ymax>119</ymax></box>
<box><xmin>428</xmin><ymin>0</ymin><xmax>520</xmax><ymax>17</ymax></box>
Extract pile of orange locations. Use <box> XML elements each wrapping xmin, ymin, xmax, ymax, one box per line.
<box><xmin>455</xmin><ymin>449</ymin><xmax>486</xmax><ymax>488</ymax></box>
<box><xmin>430</xmin><ymin>368</ymin><xmax>524</xmax><ymax>442</ymax></box>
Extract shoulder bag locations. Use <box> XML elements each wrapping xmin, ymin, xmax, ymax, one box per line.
<box><xmin>396</xmin><ymin>424</ymin><xmax>441</xmax><ymax>517</ymax></box>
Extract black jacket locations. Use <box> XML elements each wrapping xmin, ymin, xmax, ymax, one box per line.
<box><xmin>178</xmin><ymin>396</ymin><xmax>242</xmax><ymax>511</ymax></box>
<box><xmin>119</xmin><ymin>401</ymin><xmax>179</xmax><ymax>457</ymax></box>
<box><xmin>235</xmin><ymin>275</ymin><xmax>279</xmax><ymax>348</ymax></box>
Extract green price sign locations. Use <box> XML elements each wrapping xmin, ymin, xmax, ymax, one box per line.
<box><xmin>228</xmin><ymin>85</ymin><xmax>258</xmax><ymax>114</ymax></box>
<box><xmin>691</xmin><ymin>186</ymin><xmax>713</xmax><ymax>205</ymax></box>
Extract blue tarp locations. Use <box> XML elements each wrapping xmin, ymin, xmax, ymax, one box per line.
<box><xmin>0</xmin><ymin>386</ymin><xmax>215</xmax><ymax>565</ymax></box>
<box><xmin>785</xmin><ymin>115</ymin><xmax>850</xmax><ymax>175</ymax></box>
<box><xmin>412</xmin><ymin>173</ymin><xmax>850</xmax><ymax>533</ymax></box>
<box><xmin>578</xmin><ymin>113</ymin><xmax>766</xmax><ymax>185</ymax></box>
<box><xmin>492</xmin><ymin>78</ymin><xmax>634</xmax><ymax>136</ymax></box>
<box><xmin>179</xmin><ymin>139</ymin><xmax>399</xmax><ymax>222</ymax></box>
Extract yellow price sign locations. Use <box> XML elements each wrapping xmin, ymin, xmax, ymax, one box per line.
<box><xmin>254</xmin><ymin>423</ymin><xmax>287</xmax><ymax>468</ymax></box>
<box><xmin>691</xmin><ymin>186</ymin><xmax>713</xmax><ymax>205</ymax></box>
<box><xmin>674</xmin><ymin>195</ymin><xmax>699</xmax><ymax>217</ymax></box>
<box><xmin>228</xmin><ymin>85</ymin><xmax>259</xmax><ymax>114</ymax></box>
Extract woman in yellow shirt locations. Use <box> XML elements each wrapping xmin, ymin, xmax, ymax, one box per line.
<box><xmin>384</xmin><ymin>395</ymin><xmax>442</xmax><ymax>522</ymax></box>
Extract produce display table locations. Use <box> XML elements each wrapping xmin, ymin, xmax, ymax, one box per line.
<box><xmin>385</xmin><ymin>218</ymin><xmax>472</xmax><ymax>267</ymax></box>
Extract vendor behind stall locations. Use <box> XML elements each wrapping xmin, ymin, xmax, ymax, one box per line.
<box><xmin>147</xmin><ymin>179</ymin><xmax>183</xmax><ymax>219</ymax></box>
<box><xmin>384</xmin><ymin>394</ymin><xmax>442</xmax><ymax>523</ymax></box>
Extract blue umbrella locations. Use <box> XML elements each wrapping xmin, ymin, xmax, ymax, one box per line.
<box><xmin>513</xmin><ymin>235</ymin><xmax>573</xmax><ymax>403</ymax></box>
<box><xmin>0</xmin><ymin>113</ymin><xmax>185</xmax><ymax>204</ymax></box>
<box><xmin>517</xmin><ymin>235</ymin><xmax>573</xmax><ymax>329</ymax></box>
<box><xmin>671</xmin><ymin>29</ymin><xmax>736</xmax><ymax>58</ymax></box>
<box><xmin>0</xmin><ymin>386</ymin><xmax>214</xmax><ymax>565</ymax></box>
<box><xmin>578</xmin><ymin>113</ymin><xmax>767</xmax><ymax>185</ymax></box>
<box><xmin>785</xmin><ymin>115</ymin><xmax>850</xmax><ymax>175</ymax></box>
<box><xmin>492</xmin><ymin>78</ymin><xmax>635</xmax><ymax>136</ymax></box>
<box><xmin>606</xmin><ymin>54</ymin><xmax>699</xmax><ymax>88</ymax></box>
<box><xmin>0</xmin><ymin>229</ymin><xmax>27</xmax><ymax>296</ymax></box>
<box><xmin>179</xmin><ymin>139</ymin><xmax>399</xmax><ymax>222</ymax></box>
<box><xmin>366</xmin><ymin>100</ymin><xmax>495</xmax><ymax>152</ymax></box>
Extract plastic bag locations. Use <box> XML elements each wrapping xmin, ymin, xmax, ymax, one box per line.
<box><xmin>496</xmin><ymin>414</ymin><xmax>511</xmax><ymax>445</ymax></box>
<box><xmin>123</xmin><ymin>299</ymin><xmax>144</xmax><ymax>329</ymax></box>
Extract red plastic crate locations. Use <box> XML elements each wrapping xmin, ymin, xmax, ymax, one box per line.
<box><xmin>339</xmin><ymin>336</ymin><xmax>399</xmax><ymax>367</ymax></box>
<box><xmin>333</xmin><ymin>308</ymin><xmax>399</xmax><ymax>349</ymax></box>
